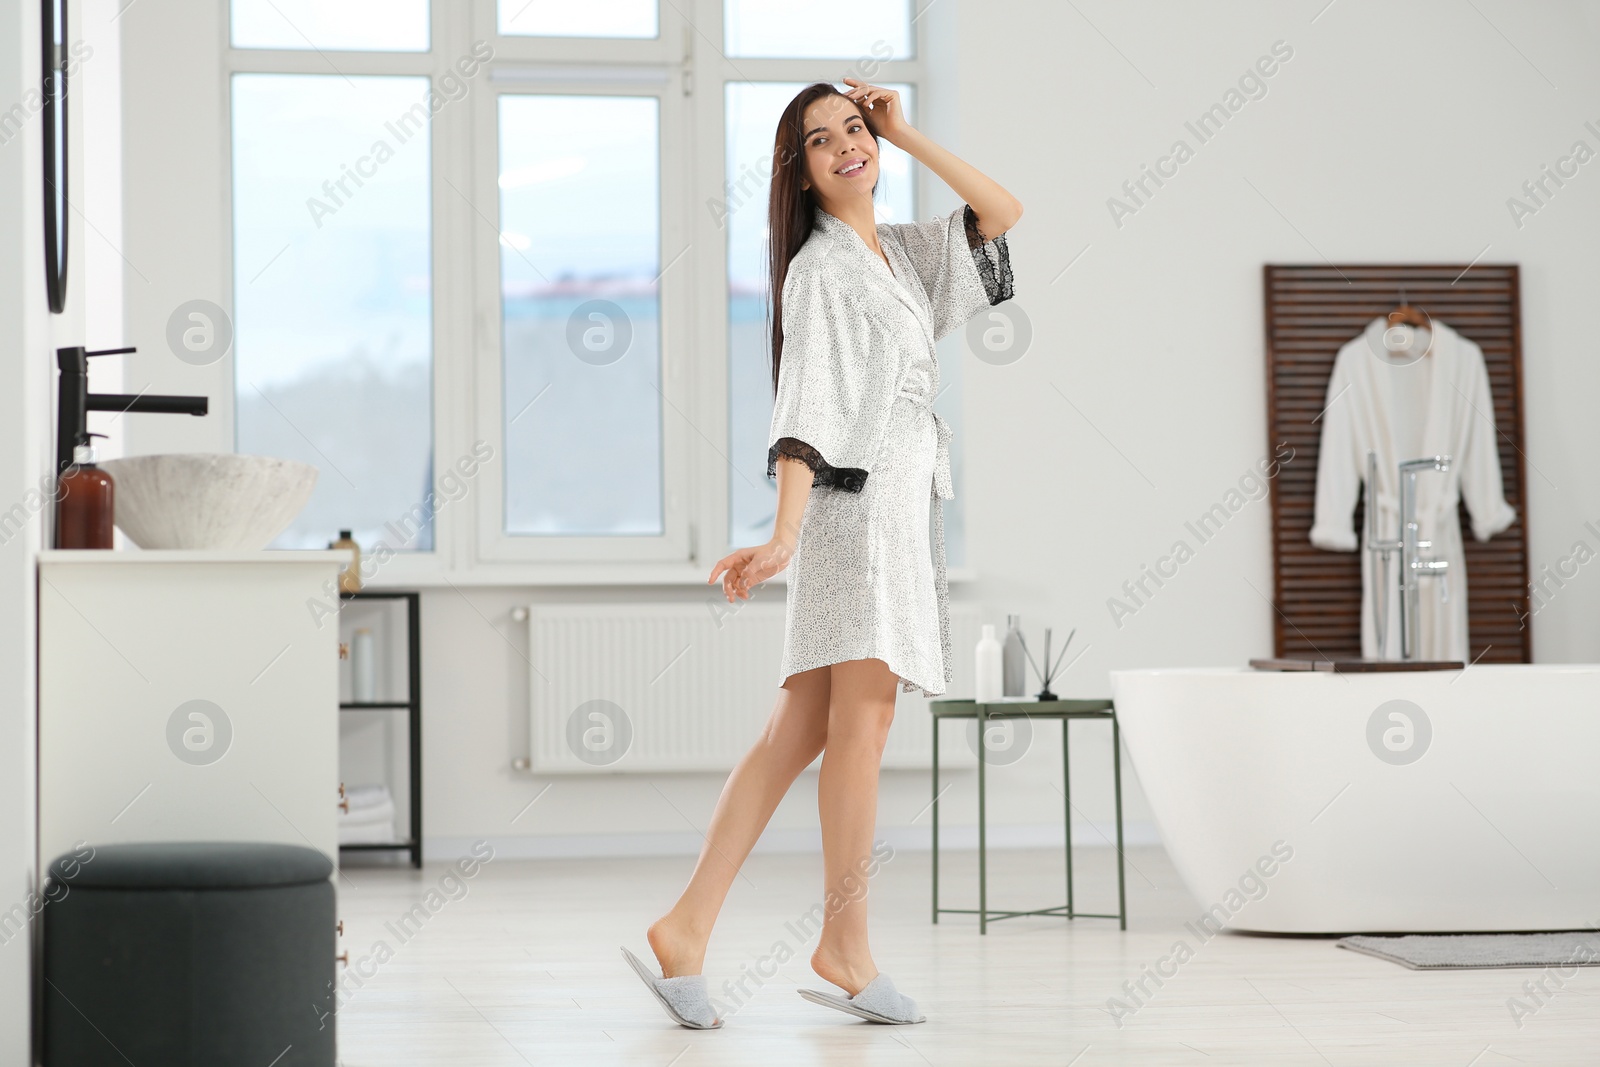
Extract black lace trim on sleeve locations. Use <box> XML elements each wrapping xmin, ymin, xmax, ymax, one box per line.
<box><xmin>962</xmin><ymin>203</ymin><xmax>1014</xmax><ymax>306</ymax></box>
<box><xmin>767</xmin><ymin>437</ymin><xmax>867</xmax><ymax>493</ymax></box>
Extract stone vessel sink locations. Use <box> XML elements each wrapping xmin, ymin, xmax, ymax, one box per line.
<box><xmin>98</xmin><ymin>453</ymin><xmax>318</xmax><ymax>550</ymax></box>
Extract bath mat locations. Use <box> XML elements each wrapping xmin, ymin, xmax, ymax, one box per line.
<box><xmin>1337</xmin><ymin>932</ymin><xmax>1600</xmax><ymax>970</ymax></box>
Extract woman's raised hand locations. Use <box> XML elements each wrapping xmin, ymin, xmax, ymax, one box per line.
<box><xmin>842</xmin><ymin>77</ymin><xmax>912</xmax><ymax>142</ymax></box>
<box><xmin>708</xmin><ymin>538</ymin><xmax>795</xmax><ymax>603</ymax></box>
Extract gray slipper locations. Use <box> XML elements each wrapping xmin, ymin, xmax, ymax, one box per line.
<box><xmin>798</xmin><ymin>972</ymin><xmax>925</xmax><ymax>1024</ymax></box>
<box><xmin>621</xmin><ymin>946</ymin><xmax>722</xmax><ymax>1029</ymax></box>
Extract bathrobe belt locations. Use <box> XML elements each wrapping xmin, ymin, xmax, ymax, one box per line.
<box><xmin>896</xmin><ymin>386</ymin><xmax>955</xmax><ymax>689</ymax></box>
<box><xmin>895</xmin><ymin>387</ymin><xmax>954</xmax><ymax>499</ymax></box>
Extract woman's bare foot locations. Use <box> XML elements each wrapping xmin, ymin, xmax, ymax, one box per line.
<box><xmin>810</xmin><ymin>941</ymin><xmax>879</xmax><ymax>997</ymax></box>
<box><xmin>647</xmin><ymin>912</ymin><xmax>709</xmax><ymax>978</ymax></box>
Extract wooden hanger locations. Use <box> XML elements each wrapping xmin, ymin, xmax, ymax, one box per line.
<box><xmin>1387</xmin><ymin>287</ymin><xmax>1430</xmax><ymax>328</ymax></box>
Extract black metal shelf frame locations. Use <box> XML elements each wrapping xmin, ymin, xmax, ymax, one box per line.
<box><xmin>338</xmin><ymin>590</ymin><xmax>422</xmax><ymax>868</ymax></box>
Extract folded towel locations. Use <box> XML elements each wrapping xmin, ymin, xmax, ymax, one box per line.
<box><xmin>340</xmin><ymin>798</ymin><xmax>395</xmax><ymax>827</ymax></box>
<box><xmin>344</xmin><ymin>784</ymin><xmax>393</xmax><ymax>813</ymax></box>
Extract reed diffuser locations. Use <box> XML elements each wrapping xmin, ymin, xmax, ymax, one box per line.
<box><xmin>1017</xmin><ymin>626</ymin><xmax>1075</xmax><ymax>701</ymax></box>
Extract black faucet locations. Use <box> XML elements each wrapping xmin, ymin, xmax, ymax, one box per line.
<box><xmin>55</xmin><ymin>345</ymin><xmax>209</xmax><ymax>478</ymax></box>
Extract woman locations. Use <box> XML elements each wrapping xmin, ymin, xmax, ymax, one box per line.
<box><xmin>623</xmin><ymin>78</ymin><xmax>1019</xmax><ymax>1029</ymax></box>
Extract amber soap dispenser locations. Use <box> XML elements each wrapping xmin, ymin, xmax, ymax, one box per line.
<box><xmin>56</xmin><ymin>433</ymin><xmax>115</xmax><ymax>549</ymax></box>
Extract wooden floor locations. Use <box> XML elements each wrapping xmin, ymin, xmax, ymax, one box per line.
<box><xmin>332</xmin><ymin>844</ymin><xmax>1598</xmax><ymax>1065</ymax></box>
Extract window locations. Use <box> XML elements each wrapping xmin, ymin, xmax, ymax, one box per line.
<box><xmin>498</xmin><ymin>94</ymin><xmax>663</xmax><ymax>536</ymax></box>
<box><xmin>231</xmin><ymin>74</ymin><xmax>434</xmax><ymax>550</ymax></box>
<box><xmin>497</xmin><ymin>0</ymin><xmax>658</xmax><ymax>39</ymax></box>
<box><xmin>724</xmin><ymin>0</ymin><xmax>913</xmax><ymax>59</ymax></box>
<box><xmin>230</xmin><ymin>0</ymin><xmax>430</xmax><ymax>51</ymax></box>
<box><xmin>223</xmin><ymin>1</ymin><xmax>932</xmax><ymax>571</ymax></box>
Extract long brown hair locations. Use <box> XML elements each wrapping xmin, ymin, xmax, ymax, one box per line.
<box><xmin>767</xmin><ymin>83</ymin><xmax>879</xmax><ymax>396</ymax></box>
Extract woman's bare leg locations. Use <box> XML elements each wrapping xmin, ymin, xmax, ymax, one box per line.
<box><xmin>810</xmin><ymin>657</ymin><xmax>899</xmax><ymax>996</ymax></box>
<box><xmin>647</xmin><ymin>664</ymin><xmax>832</xmax><ymax>977</ymax></box>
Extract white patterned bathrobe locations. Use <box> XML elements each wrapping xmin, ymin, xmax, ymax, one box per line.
<box><xmin>766</xmin><ymin>204</ymin><xmax>1013</xmax><ymax>696</ymax></box>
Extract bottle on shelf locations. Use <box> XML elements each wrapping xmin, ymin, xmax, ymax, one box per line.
<box><xmin>332</xmin><ymin>529</ymin><xmax>362</xmax><ymax>593</ymax></box>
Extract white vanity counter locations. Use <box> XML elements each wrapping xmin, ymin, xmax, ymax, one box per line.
<box><xmin>37</xmin><ymin>550</ymin><xmax>348</xmax><ymax>870</ymax></box>
<box><xmin>40</xmin><ymin>549</ymin><xmax>351</xmax><ymax>565</ymax></box>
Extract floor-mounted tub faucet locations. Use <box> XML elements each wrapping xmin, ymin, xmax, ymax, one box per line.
<box><xmin>1364</xmin><ymin>451</ymin><xmax>1398</xmax><ymax>656</ymax></box>
<box><xmin>1397</xmin><ymin>455</ymin><xmax>1451</xmax><ymax>660</ymax></box>
<box><xmin>1365</xmin><ymin>451</ymin><xmax>1451</xmax><ymax>660</ymax></box>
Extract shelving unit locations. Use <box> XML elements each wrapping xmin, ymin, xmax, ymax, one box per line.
<box><xmin>338</xmin><ymin>591</ymin><xmax>422</xmax><ymax>868</ymax></box>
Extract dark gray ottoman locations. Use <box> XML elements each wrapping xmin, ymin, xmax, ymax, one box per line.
<box><xmin>43</xmin><ymin>841</ymin><xmax>336</xmax><ymax>1066</ymax></box>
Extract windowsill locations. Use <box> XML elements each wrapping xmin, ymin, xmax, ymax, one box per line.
<box><xmin>355</xmin><ymin>557</ymin><xmax>978</xmax><ymax>589</ymax></box>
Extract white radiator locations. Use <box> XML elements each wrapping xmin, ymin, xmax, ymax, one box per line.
<box><xmin>525</xmin><ymin>599</ymin><xmax>985</xmax><ymax>772</ymax></box>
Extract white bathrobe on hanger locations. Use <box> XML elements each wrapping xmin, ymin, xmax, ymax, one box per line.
<box><xmin>1309</xmin><ymin>316</ymin><xmax>1517</xmax><ymax>661</ymax></box>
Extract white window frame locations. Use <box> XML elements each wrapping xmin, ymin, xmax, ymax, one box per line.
<box><xmin>685</xmin><ymin>2</ymin><xmax>927</xmax><ymax>564</ymax></box>
<box><xmin>224</xmin><ymin>6</ymin><xmax>460</xmax><ymax>579</ymax></box>
<box><xmin>470</xmin><ymin>16</ymin><xmax>692</xmax><ymax>563</ymax></box>
<box><xmin>217</xmin><ymin>0</ymin><xmax>930</xmax><ymax>581</ymax></box>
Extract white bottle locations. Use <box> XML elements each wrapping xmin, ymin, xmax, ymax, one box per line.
<box><xmin>975</xmin><ymin>624</ymin><xmax>1003</xmax><ymax>702</ymax></box>
<box><xmin>351</xmin><ymin>627</ymin><xmax>376</xmax><ymax>703</ymax></box>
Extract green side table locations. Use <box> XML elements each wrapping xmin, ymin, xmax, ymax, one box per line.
<box><xmin>929</xmin><ymin>698</ymin><xmax>1126</xmax><ymax>934</ymax></box>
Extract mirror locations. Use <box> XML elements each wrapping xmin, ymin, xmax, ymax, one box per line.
<box><xmin>42</xmin><ymin>0</ymin><xmax>67</xmax><ymax>314</ymax></box>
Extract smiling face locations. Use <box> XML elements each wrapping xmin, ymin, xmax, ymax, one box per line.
<box><xmin>798</xmin><ymin>94</ymin><xmax>878</xmax><ymax>211</ymax></box>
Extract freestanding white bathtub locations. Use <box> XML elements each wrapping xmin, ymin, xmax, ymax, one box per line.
<box><xmin>1110</xmin><ymin>666</ymin><xmax>1600</xmax><ymax>934</ymax></box>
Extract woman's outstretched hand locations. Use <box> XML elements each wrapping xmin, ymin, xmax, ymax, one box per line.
<box><xmin>708</xmin><ymin>537</ymin><xmax>795</xmax><ymax>603</ymax></box>
<box><xmin>842</xmin><ymin>77</ymin><xmax>912</xmax><ymax>143</ymax></box>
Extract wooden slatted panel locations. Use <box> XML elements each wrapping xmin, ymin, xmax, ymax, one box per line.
<box><xmin>1263</xmin><ymin>265</ymin><xmax>1531</xmax><ymax>663</ymax></box>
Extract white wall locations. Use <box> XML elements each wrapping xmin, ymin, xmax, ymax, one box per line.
<box><xmin>118</xmin><ymin>0</ymin><xmax>229</xmax><ymax>458</ymax></box>
<box><xmin>0</xmin><ymin>0</ymin><xmax>101</xmax><ymax>1056</ymax></box>
<box><xmin>81</xmin><ymin>0</ymin><xmax>125</xmax><ymax>432</ymax></box>
<box><xmin>2</xmin><ymin>0</ymin><xmax>125</xmax><ymax>1055</ymax></box>
<box><xmin>101</xmin><ymin>1</ymin><xmax>1600</xmax><ymax>866</ymax></box>
<box><xmin>0</xmin><ymin>0</ymin><xmax>43</xmax><ymax>1056</ymax></box>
